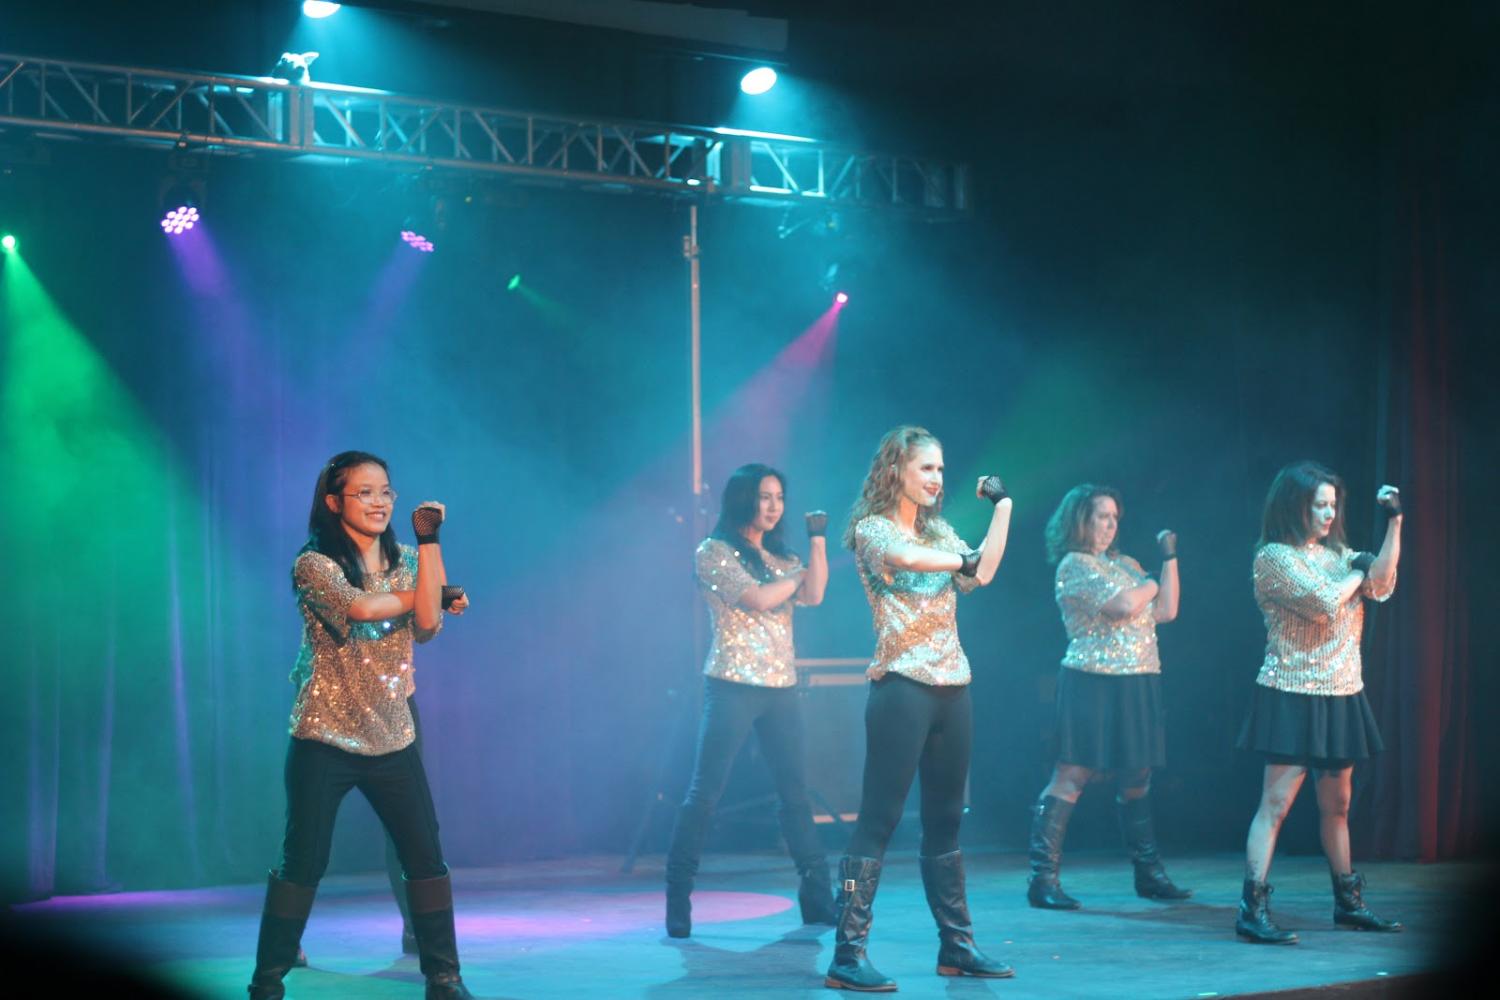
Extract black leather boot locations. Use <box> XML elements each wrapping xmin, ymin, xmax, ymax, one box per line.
<box><xmin>823</xmin><ymin>856</ymin><xmax>897</xmax><ymax>992</ymax></box>
<box><xmin>797</xmin><ymin>860</ymin><xmax>838</xmax><ymax>925</ymax></box>
<box><xmin>664</xmin><ymin>801</ymin><xmax>709</xmax><ymax>938</ymax></box>
<box><xmin>1235</xmin><ymin>878</ymin><xmax>1298</xmax><ymax>944</ymax></box>
<box><xmin>1332</xmin><ymin>871</ymin><xmax>1403</xmax><ymax>932</ymax></box>
<box><xmin>1026</xmin><ymin>796</ymin><xmax>1081</xmax><ymax>909</ymax></box>
<box><xmin>919</xmin><ymin>851</ymin><xmax>1014</xmax><ymax>979</ymax></box>
<box><xmin>406</xmin><ymin>871</ymin><xmax>475</xmax><ymax>999</ymax></box>
<box><xmin>247</xmin><ymin>871</ymin><xmax>317</xmax><ymax>1000</ymax></box>
<box><xmin>1117</xmin><ymin>794</ymin><xmax>1191</xmax><ymax>900</ymax></box>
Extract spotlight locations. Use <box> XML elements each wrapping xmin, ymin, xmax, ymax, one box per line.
<box><xmin>506</xmin><ymin>274</ymin><xmax>521</xmax><ymax>291</ymax></box>
<box><xmin>271</xmin><ymin>51</ymin><xmax>320</xmax><ymax>85</ymax></box>
<box><xmin>302</xmin><ymin>2</ymin><xmax>341</xmax><ymax>18</ymax></box>
<box><xmin>834</xmin><ymin>291</ymin><xmax>849</xmax><ymax>305</ymax></box>
<box><xmin>1</xmin><ymin>233</ymin><xmax>15</xmax><ymax>252</ymax></box>
<box><xmin>160</xmin><ymin>205</ymin><xmax>200</xmax><ymax>235</ymax></box>
<box><xmin>740</xmin><ymin>66</ymin><xmax>778</xmax><ymax>95</ymax></box>
<box><xmin>400</xmin><ymin>229</ymin><xmax>435</xmax><ymax>253</ymax></box>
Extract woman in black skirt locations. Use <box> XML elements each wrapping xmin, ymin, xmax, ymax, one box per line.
<box><xmin>1025</xmin><ymin>484</ymin><xmax>1189</xmax><ymax>909</ymax></box>
<box><xmin>1234</xmin><ymin>461</ymin><xmax>1403</xmax><ymax>944</ymax></box>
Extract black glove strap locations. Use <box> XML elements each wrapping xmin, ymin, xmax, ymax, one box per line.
<box><xmin>958</xmin><ymin>551</ymin><xmax>981</xmax><ymax>577</ymax></box>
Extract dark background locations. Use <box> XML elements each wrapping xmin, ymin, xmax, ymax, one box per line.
<box><xmin>1</xmin><ymin>0</ymin><xmax>1493</xmax><ymax>900</ymax></box>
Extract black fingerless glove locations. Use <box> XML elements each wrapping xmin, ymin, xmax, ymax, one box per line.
<box><xmin>412</xmin><ymin>506</ymin><xmax>442</xmax><ymax>545</ymax></box>
<box><xmin>441</xmin><ymin>585</ymin><xmax>465</xmax><ymax>611</ymax></box>
<box><xmin>805</xmin><ymin>511</ymin><xmax>829</xmax><ymax>537</ymax></box>
<box><xmin>1378</xmin><ymin>490</ymin><xmax>1403</xmax><ymax>517</ymax></box>
<box><xmin>1158</xmin><ymin>532</ymin><xmax>1178</xmax><ymax>561</ymax></box>
<box><xmin>979</xmin><ymin>476</ymin><xmax>1008</xmax><ymax>504</ymax></box>
<box><xmin>1350</xmin><ymin>551</ymin><xmax>1376</xmax><ymax>575</ymax></box>
<box><xmin>958</xmin><ymin>551</ymin><xmax>981</xmax><ymax>577</ymax></box>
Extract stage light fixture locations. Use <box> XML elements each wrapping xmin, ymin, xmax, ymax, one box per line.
<box><xmin>400</xmin><ymin>229</ymin><xmax>435</xmax><ymax>253</ymax></box>
<box><xmin>740</xmin><ymin>67</ymin><xmax>778</xmax><ymax>95</ymax></box>
<box><xmin>1</xmin><ymin>234</ymin><xmax>15</xmax><ymax>252</ymax></box>
<box><xmin>160</xmin><ymin>205</ymin><xmax>200</xmax><ymax>235</ymax></box>
<box><xmin>302</xmin><ymin>2</ymin><xmax>341</xmax><ymax>18</ymax></box>
<box><xmin>834</xmin><ymin>291</ymin><xmax>849</xmax><ymax>305</ymax></box>
<box><xmin>506</xmin><ymin>274</ymin><xmax>521</xmax><ymax>291</ymax></box>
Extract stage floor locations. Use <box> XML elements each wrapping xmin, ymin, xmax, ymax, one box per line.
<box><xmin>13</xmin><ymin>850</ymin><xmax>1465</xmax><ymax>998</ymax></box>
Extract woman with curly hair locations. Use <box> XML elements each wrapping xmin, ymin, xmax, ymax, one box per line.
<box><xmin>664</xmin><ymin>462</ymin><xmax>834</xmax><ymax>938</ymax></box>
<box><xmin>824</xmin><ymin>425</ymin><xmax>1014</xmax><ymax>992</ymax></box>
<box><xmin>1024</xmin><ymin>484</ymin><xmax>1189</xmax><ymax>911</ymax></box>
<box><xmin>1233</xmin><ymin>461</ymin><xmax>1404</xmax><ymax>944</ymax></box>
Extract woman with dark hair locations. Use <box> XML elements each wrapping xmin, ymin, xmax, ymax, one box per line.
<box><xmin>1234</xmin><ymin>460</ymin><xmax>1403</xmax><ymax>944</ymax></box>
<box><xmin>1024</xmin><ymin>484</ymin><xmax>1188</xmax><ymax>910</ymax></box>
<box><xmin>248</xmin><ymin>451</ymin><xmax>474</xmax><ymax>1000</ymax></box>
<box><xmin>665</xmin><ymin>463</ymin><xmax>833</xmax><ymax>937</ymax></box>
<box><xmin>825</xmin><ymin>426</ymin><xmax>1014</xmax><ymax>992</ymax></box>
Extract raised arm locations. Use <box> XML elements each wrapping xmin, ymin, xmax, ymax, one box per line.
<box><xmin>410</xmin><ymin>503</ymin><xmax>447</xmax><ymax>633</ymax></box>
<box><xmin>1152</xmin><ymin>530</ymin><xmax>1180</xmax><ymax>623</ymax></box>
<box><xmin>963</xmin><ymin>476</ymin><xmax>1013</xmax><ymax>586</ymax></box>
<box><xmin>796</xmin><ymin>512</ymin><xmax>830</xmax><ymax>606</ymax></box>
<box><xmin>1365</xmin><ymin>485</ymin><xmax>1402</xmax><ymax>597</ymax></box>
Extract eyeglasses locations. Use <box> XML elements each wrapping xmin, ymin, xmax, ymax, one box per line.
<box><xmin>343</xmin><ymin>488</ymin><xmax>398</xmax><ymax>506</ymax></box>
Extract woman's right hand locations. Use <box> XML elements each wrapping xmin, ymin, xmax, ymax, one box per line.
<box><xmin>977</xmin><ymin>475</ymin><xmax>1008</xmax><ymax>504</ymax></box>
<box><xmin>412</xmin><ymin>501</ymin><xmax>445</xmax><ymax>544</ymax></box>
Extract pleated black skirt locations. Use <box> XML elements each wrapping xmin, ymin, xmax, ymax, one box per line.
<box><xmin>1053</xmin><ymin>668</ymin><xmax>1166</xmax><ymax>771</ymax></box>
<box><xmin>1235</xmin><ymin>684</ymin><xmax>1384</xmax><ymax>765</ymax></box>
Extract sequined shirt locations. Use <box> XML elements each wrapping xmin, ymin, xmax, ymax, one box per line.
<box><xmin>1055</xmin><ymin>551</ymin><xmax>1161</xmax><ymax>675</ymax></box>
<box><xmin>854</xmin><ymin>515</ymin><xmax>979</xmax><ymax>686</ymax></box>
<box><xmin>1253</xmin><ymin>542</ymin><xmax>1396</xmax><ymax>696</ymax></box>
<box><xmin>695</xmin><ymin>537</ymin><xmax>803</xmax><ymax>688</ymax></box>
<box><xmin>289</xmin><ymin>545</ymin><xmax>441</xmax><ymax>755</ymax></box>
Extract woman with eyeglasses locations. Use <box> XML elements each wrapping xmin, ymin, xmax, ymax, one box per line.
<box><xmin>665</xmin><ymin>463</ymin><xmax>835</xmax><ymax>937</ymax></box>
<box><xmin>825</xmin><ymin>425</ymin><xmax>1015</xmax><ymax>992</ymax></box>
<box><xmin>248</xmin><ymin>451</ymin><xmax>474</xmax><ymax>1000</ymax></box>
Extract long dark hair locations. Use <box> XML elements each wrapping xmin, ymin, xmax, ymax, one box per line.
<box><xmin>1044</xmin><ymin>484</ymin><xmax>1124</xmax><ymax>564</ymax></box>
<box><xmin>710</xmin><ymin>463</ymin><xmax>792</xmax><ymax>582</ymax></box>
<box><xmin>300</xmin><ymin>450</ymin><xmax>402</xmax><ymax>589</ymax></box>
<box><xmin>1258</xmin><ymin>460</ymin><xmax>1348</xmax><ymax>551</ymax></box>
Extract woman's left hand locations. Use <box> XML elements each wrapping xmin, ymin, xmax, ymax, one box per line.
<box><xmin>448</xmin><ymin>593</ymin><xmax>470</xmax><ymax>615</ymax></box>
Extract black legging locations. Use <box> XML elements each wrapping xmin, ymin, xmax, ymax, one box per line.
<box><xmin>846</xmin><ymin>673</ymin><xmax>972</xmax><ymax>860</ymax></box>
<box><xmin>666</xmin><ymin>676</ymin><xmax>825</xmax><ymax>883</ymax></box>
<box><xmin>384</xmin><ymin>697</ymin><xmax>423</xmax><ymax>922</ymax></box>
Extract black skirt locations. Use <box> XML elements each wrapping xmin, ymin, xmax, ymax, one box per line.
<box><xmin>1235</xmin><ymin>684</ymin><xmax>1384</xmax><ymax>764</ymax></box>
<box><xmin>1053</xmin><ymin>668</ymin><xmax>1165</xmax><ymax>771</ymax></box>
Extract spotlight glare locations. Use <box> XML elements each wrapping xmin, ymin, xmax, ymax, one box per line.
<box><xmin>740</xmin><ymin>67</ymin><xmax>778</xmax><ymax>95</ymax></box>
<box><xmin>834</xmin><ymin>291</ymin><xmax>849</xmax><ymax>305</ymax></box>
<box><xmin>506</xmin><ymin>274</ymin><xmax>521</xmax><ymax>291</ymax></box>
<box><xmin>1</xmin><ymin>234</ymin><xmax>15</xmax><ymax>252</ymax></box>
<box><xmin>302</xmin><ymin>1</ymin><xmax>341</xmax><ymax>18</ymax></box>
<box><xmin>160</xmin><ymin>205</ymin><xmax>200</xmax><ymax>236</ymax></box>
<box><xmin>400</xmin><ymin>230</ymin><xmax>435</xmax><ymax>253</ymax></box>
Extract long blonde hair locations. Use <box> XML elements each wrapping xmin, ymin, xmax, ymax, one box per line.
<box><xmin>843</xmin><ymin>425</ymin><xmax>945</xmax><ymax>549</ymax></box>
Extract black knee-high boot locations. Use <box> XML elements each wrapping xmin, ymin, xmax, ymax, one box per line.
<box><xmin>919</xmin><ymin>851</ymin><xmax>1014</xmax><ymax>979</ymax></box>
<box><xmin>406</xmin><ymin>871</ymin><xmax>475</xmax><ymax>999</ymax></box>
<box><xmin>247</xmin><ymin>871</ymin><xmax>317</xmax><ymax>1000</ymax></box>
<box><xmin>796</xmin><ymin>857</ymin><xmax>838</xmax><ymax>925</ymax></box>
<box><xmin>823</xmin><ymin>856</ymin><xmax>896</xmax><ymax>992</ymax></box>
<box><xmin>1117</xmin><ymin>794</ymin><xmax>1191</xmax><ymax>900</ymax></box>
<box><xmin>1026</xmin><ymin>796</ymin><xmax>1081</xmax><ymax>910</ymax></box>
<box><xmin>1332</xmin><ymin>871</ymin><xmax>1403</xmax><ymax>932</ymax></box>
<box><xmin>664</xmin><ymin>802</ymin><xmax>710</xmax><ymax>937</ymax></box>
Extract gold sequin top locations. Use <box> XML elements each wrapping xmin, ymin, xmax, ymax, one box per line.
<box><xmin>696</xmin><ymin>537</ymin><xmax>803</xmax><ymax>688</ymax></box>
<box><xmin>1055</xmin><ymin>551</ymin><xmax>1161</xmax><ymax>675</ymax></box>
<box><xmin>854</xmin><ymin>515</ymin><xmax>979</xmax><ymax>686</ymax></box>
<box><xmin>1253</xmin><ymin>542</ymin><xmax>1396</xmax><ymax>696</ymax></box>
<box><xmin>288</xmin><ymin>545</ymin><xmax>441</xmax><ymax>755</ymax></box>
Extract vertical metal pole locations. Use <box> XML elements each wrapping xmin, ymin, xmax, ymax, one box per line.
<box><xmin>686</xmin><ymin>204</ymin><xmax>703</xmax><ymax>506</ymax></box>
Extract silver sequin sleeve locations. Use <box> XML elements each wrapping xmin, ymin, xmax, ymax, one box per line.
<box><xmin>696</xmin><ymin>538</ymin><xmax>801</xmax><ymax>688</ymax></box>
<box><xmin>1252</xmin><ymin>542</ymin><xmax>1395</xmax><ymax>696</ymax></box>
<box><xmin>854</xmin><ymin>515</ymin><xmax>972</xmax><ymax>686</ymax></box>
<box><xmin>286</xmin><ymin>545</ymin><xmax>438</xmax><ymax>755</ymax></box>
<box><xmin>1055</xmin><ymin>552</ymin><xmax>1161</xmax><ymax>675</ymax></box>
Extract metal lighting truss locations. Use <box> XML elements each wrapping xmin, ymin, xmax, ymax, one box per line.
<box><xmin>0</xmin><ymin>53</ymin><xmax>968</xmax><ymax>214</ymax></box>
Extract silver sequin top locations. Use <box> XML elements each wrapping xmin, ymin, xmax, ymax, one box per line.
<box><xmin>289</xmin><ymin>545</ymin><xmax>441</xmax><ymax>755</ymax></box>
<box><xmin>696</xmin><ymin>537</ymin><xmax>803</xmax><ymax>688</ymax></box>
<box><xmin>854</xmin><ymin>515</ymin><xmax>978</xmax><ymax>686</ymax></box>
<box><xmin>1055</xmin><ymin>551</ymin><xmax>1161</xmax><ymax>675</ymax></box>
<box><xmin>1253</xmin><ymin>542</ymin><xmax>1395</xmax><ymax>696</ymax></box>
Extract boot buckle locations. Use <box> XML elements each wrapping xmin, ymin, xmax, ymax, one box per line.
<box><xmin>843</xmin><ymin>879</ymin><xmax>857</xmax><ymax>892</ymax></box>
